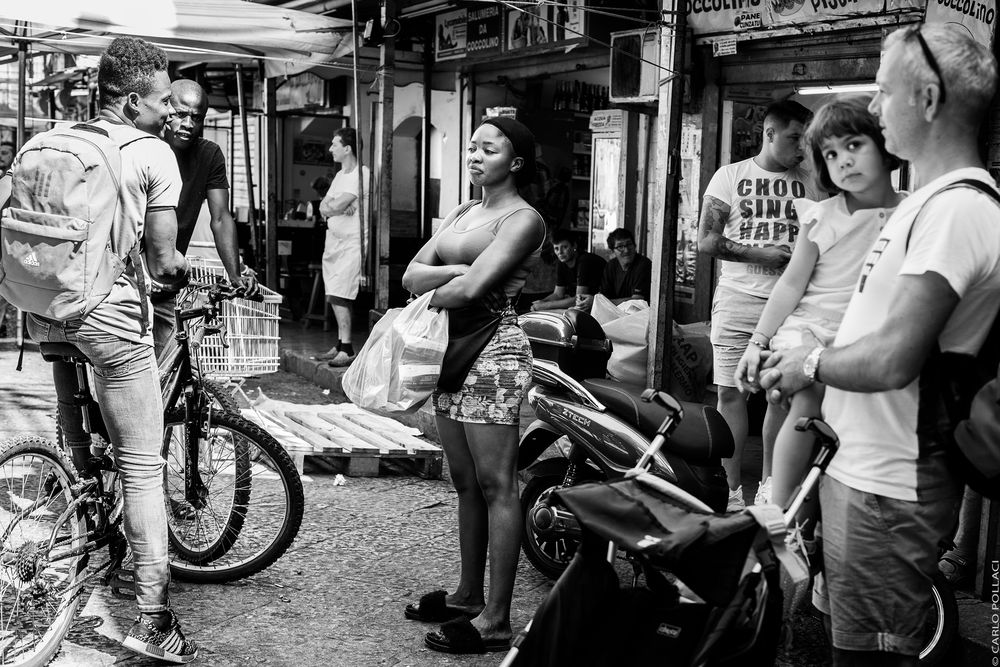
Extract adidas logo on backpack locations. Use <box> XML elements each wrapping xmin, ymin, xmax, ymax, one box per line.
<box><xmin>0</xmin><ymin>121</ymin><xmax>153</xmax><ymax>329</ymax></box>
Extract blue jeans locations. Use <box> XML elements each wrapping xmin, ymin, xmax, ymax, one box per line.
<box><xmin>26</xmin><ymin>315</ymin><xmax>170</xmax><ymax>614</ymax></box>
<box><xmin>152</xmin><ymin>294</ymin><xmax>177</xmax><ymax>365</ymax></box>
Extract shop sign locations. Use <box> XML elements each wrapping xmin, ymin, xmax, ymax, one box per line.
<box><xmin>466</xmin><ymin>6</ymin><xmax>502</xmax><ymax>57</ymax></box>
<box><xmin>552</xmin><ymin>0</ymin><xmax>587</xmax><ymax>42</ymax></box>
<box><xmin>505</xmin><ymin>0</ymin><xmax>586</xmax><ymax>53</ymax></box>
<box><xmin>590</xmin><ymin>109</ymin><xmax>623</xmax><ymax>132</ymax></box>
<box><xmin>688</xmin><ymin>0</ymin><xmax>897</xmax><ymax>34</ymax></box>
<box><xmin>688</xmin><ymin>0</ymin><xmax>767</xmax><ymax>35</ymax></box>
<box><xmin>768</xmin><ymin>0</ymin><xmax>889</xmax><ymax>28</ymax></box>
<box><xmin>713</xmin><ymin>38</ymin><xmax>738</xmax><ymax>55</ymax></box>
<box><xmin>485</xmin><ymin>106</ymin><xmax>518</xmax><ymax>119</ymax></box>
<box><xmin>506</xmin><ymin>5</ymin><xmax>548</xmax><ymax>51</ymax></box>
<box><xmin>925</xmin><ymin>0</ymin><xmax>997</xmax><ymax>46</ymax></box>
<box><xmin>435</xmin><ymin>8</ymin><xmax>467</xmax><ymax>62</ymax></box>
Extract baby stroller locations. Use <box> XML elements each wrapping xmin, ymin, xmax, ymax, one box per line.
<box><xmin>500</xmin><ymin>392</ymin><xmax>836</xmax><ymax>667</ymax></box>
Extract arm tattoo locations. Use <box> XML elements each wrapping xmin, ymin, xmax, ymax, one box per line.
<box><xmin>713</xmin><ymin>237</ymin><xmax>752</xmax><ymax>260</ymax></box>
<box><xmin>699</xmin><ymin>195</ymin><xmax>753</xmax><ymax>262</ymax></box>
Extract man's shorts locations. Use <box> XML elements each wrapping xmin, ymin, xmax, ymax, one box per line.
<box><xmin>709</xmin><ymin>285</ymin><xmax>767</xmax><ymax>388</ymax></box>
<box><xmin>812</xmin><ymin>465</ymin><xmax>960</xmax><ymax>656</ymax></box>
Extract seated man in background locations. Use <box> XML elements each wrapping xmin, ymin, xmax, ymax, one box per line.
<box><xmin>530</xmin><ymin>229</ymin><xmax>605</xmax><ymax>312</ymax></box>
<box><xmin>599</xmin><ymin>228</ymin><xmax>652</xmax><ymax>304</ymax></box>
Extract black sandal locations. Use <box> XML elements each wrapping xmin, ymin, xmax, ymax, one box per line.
<box><xmin>424</xmin><ymin>617</ymin><xmax>510</xmax><ymax>654</ymax></box>
<box><xmin>404</xmin><ymin>590</ymin><xmax>477</xmax><ymax>623</ymax></box>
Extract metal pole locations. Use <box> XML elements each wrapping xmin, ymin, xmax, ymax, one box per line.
<box><xmin>236</xmin><ymin>64</ymin><xmax>260</xmax><ymax>268</ymax></box>
<box><xmin>647</xmin><ymin>2</ymin><xmax>687</xmax><ymax>390</ymax></box>
<box><xmin>421</xmin><ymin>23</ymin><xmax>432</xmax><ymax>239</ymax></box>
<box><xmin>16</xmin><ymin>38</ymin><xmax>26</xmax><ymax>151</ymax></box>
<box><xmin>349</xmin><ymin>0</ymin><xmax>368</xmax><ymax>290</ymax></box>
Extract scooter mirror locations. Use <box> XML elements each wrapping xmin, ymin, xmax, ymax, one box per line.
<box><xmin>641</xmin><ymin>389</ymin><xmax>684</xmax><ymax>422</ymax></box>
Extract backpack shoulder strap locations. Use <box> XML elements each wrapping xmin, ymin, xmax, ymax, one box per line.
<box><xmin>906</xmin><ymin>178</ymin><xmax>1000</xmax><ymax>250</ymax></box>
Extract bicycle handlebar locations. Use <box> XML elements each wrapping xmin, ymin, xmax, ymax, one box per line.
<box><xmin>190</xmin><ymin>280</ymin><xmax>265</xmax><ymax>304</ymax></box>
<box><xmin>189</xmin><ymin>324</ymin><xmax>207</xmax><ymax>350</ymax></box>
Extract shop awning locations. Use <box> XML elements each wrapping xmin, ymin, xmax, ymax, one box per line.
<box><xmin>0</xmin><ymin>0</ymin><xmax>356</xmax><ymax>77</ymax></box>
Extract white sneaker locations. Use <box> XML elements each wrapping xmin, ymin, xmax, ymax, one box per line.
<box><xmin>755</xmin><ymin>476</ymin><xmax>773</xmax><ymax>506</ymax></box>
<box><xmin>726</xmin><ymin>486</ymin><xmax>746</xmax><ymax>512</ymax></box>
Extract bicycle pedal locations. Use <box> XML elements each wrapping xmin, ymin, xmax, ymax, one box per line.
<box><xmin>108</xmin><ymin>568</ymin><xmax>136</xmax><ymax>600</ymax></box>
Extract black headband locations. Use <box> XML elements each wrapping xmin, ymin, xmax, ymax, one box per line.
<box><xmin>480</xmin><ymin>116</ymin><xmax>537</xmax><ymax>184</ymax></box>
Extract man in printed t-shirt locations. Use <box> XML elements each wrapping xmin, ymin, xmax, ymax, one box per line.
<box><xmin>761</xmin><ymin>24</ymin><xmax>1000</xmax><ymax>665</ymax></box>
<box><xmin>698</xmin><ymin>100</ymin><xmax>820</xmax><ymax>511</ymax></box>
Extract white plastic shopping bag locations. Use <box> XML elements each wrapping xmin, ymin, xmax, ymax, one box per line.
<box><xmin>590</xmin><ymin>294</ymin><xmax>649</xmax><ymax>385</ymax></box>
<box><xmin>342</xmin><ymin>290</ymin><xmax>449</xmax><ymax>413</ymax></box>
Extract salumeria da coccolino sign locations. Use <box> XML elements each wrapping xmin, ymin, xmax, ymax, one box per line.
<box><xmin>467</xmin><ymin>6</ymin><xmax>502</xmax><ymax>56</ymax></box>
<box><xmin>683</xmin><ymin>0</ymin><xmax>966</xmax><ymax>35</ymax></box>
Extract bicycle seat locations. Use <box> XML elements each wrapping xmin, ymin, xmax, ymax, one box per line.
<box><xmin>581</xmin><ymin>378</ymin><xmax>735</xmax><ymax>463</ymax></box>
<box><xmin>39</xmin><ymin>342</ymin><xmax>89</xmax><ymax>364</ymax></box>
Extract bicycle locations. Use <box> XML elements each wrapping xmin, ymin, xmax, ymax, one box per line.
<box><xmin>46</xmin><ymin>281</ymin><xmax>304</xmax><ymax>582</ymax></box>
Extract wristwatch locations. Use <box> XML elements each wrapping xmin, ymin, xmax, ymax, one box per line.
<box><xmin>803</xmin><ymin>346</ymin><xmax>824</xmax><ymax>384</ymax></box>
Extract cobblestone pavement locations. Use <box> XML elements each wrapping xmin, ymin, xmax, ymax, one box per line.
<box><xmin>0</xmin><ymin>343</ymin><xmax>832</xmax><ymax>666</ymax></box>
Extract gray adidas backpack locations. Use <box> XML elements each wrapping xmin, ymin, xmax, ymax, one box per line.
<box><xmin>0</xmin><ymin>121</ymin><xmax>153</xmax><ymax>331</ymax></box>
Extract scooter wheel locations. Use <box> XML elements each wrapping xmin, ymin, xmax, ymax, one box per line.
<box><xmin>520</xmin><ymin>473</ymin><xmax>579</xmax><ymax>580</ymax></box>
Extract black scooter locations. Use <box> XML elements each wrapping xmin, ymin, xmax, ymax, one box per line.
<box><xmin>517</xmin><ymin>309</ymin><xmax>733</xmax><ymax>578</ymax></box>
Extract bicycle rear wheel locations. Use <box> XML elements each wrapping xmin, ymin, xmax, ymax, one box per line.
<box><xmin>163</xmin><ymin>410</ymin><xmax>304</xmax><ymax>583</ymax></box>
<box><xmin>0</xmin><ymin>437</ymin><xmax>88</xmax><ymax>667</ymax></box>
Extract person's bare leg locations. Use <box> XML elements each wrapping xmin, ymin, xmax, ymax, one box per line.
<box><xmin>317</xmin><ymin>296</ymin><xmax>341</xmax><ymax>359</ymax></box>
<box><xmin>464</xmin><ymin>421</ymin><xmax>522</xmax><ymax>642</ymax></box>
<box><xmin>434</xmin><ymin>416</ymin><xmax>487</xmax><ymax>613</ymax></box>
<box><xmin>718</xmin><ymin>386</ymin><xmax>748</xmax><ymax>491</ymax></box>
<box><xmin>939</xmin><ymin>486</ymin><xmax>982</xmax><ymax>583</ymax></box>
<box><xmin>761</xmin><ymin>401</ymin><xmax>787</xmax><ymax>480</ymax></box>
<box><xmin>330</xmin><ymin>300</ymin><xmax>353</xmax><ymax>349</ymax></box>
<box><xmin>771</xmin><ymin>385</ymin><xmax>822</xmax><ymax>507</ymax></box>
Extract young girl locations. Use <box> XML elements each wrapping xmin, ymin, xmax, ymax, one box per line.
<box><xmin>735</xmin><ymin>95</ymin><xmax>904</xmax><ymax>507</ymax></box>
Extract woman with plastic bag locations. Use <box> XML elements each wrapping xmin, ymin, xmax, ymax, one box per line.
<box><xmin>401</xmin><ymin>117</ymin><xmax>546</xmax><ymax>655</ymax></box>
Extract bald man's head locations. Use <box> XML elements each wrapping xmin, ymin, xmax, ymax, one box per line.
<box><xmin>165</xmin><ymin>79</ymin><xmax>209</xmax><ymax>151</ymax></box>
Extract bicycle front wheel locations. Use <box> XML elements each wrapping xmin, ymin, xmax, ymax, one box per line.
<box><xmin>0</xmin><ymin>437</ymin><xmax>88</xmax><ymax>667</ymax></box>
<box><xmin>163</xmin><ymin>410</ymin><xmax>304</xmax><ymax>583</ymax></box>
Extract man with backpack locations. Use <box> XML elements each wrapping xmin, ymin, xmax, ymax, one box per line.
<box><xmin>760</xmin><ymin>24</ymin><xmax>1000</xmax><ymax>667</ymax></box>
<box><xmin>0</xmin><ymin>37</ymin><xmax>197</xmax><ymax>663</ymax></box>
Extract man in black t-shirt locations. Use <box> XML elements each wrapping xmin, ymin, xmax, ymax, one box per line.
<box><xmin>154</xmin><ymin>79</ymin><xmax>258</xmax><ymax>359</ymax></box>
<box><xmin>530</xmin><ymin>230</ymin><xmax>605</xmax><ymax>312</ymax></box>
<box><xmin>599</xmin><ymin>228</ymin><xmax>652</xmax><ymax>304</ymax></box>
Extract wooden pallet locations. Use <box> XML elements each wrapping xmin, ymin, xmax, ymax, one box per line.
<box><xmin>247</xmin><ymin>403</ymin><xmax>443</xmax><ymax>479</ymax></box>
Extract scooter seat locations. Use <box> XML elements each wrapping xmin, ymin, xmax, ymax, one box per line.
<box><xmin>38</xmin><ymin>342</ymin><xmax>88</xmax><ymax>364</ymax></box>
<box><xmin>582</xmin><ymin>379</ymin><xmax>735</xmax><ymax>463</ymax></box>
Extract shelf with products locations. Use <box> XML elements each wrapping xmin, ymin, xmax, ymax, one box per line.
<box><xmin>552</xmin><ymin>79</ymin><xmax>610</xmax><ymax>116</ymax></box>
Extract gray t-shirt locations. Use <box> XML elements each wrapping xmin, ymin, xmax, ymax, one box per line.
<box><xmin>85</xmin><ymin>118</ymin><xmax>181</xmax><ymax>345</ymax></box>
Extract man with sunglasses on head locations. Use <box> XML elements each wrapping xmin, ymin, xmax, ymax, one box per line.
<box><xmin>760</xmin><ymin>24</ymin><xmax>1000</xmax><ymax>667</ymax></box>
<box><xmin>154</xmin><ymin>79</ymin><xmax>259</xmax><ymax>360</ymax></box>
<box><xmin>599</xmin><ymin>228</ymin><xmax>652</xmax><ymax>304</ymax></box>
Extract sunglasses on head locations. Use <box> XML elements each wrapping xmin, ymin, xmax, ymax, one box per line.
<box><xmin>904</xmin><ymin>26</ymin><xmax>947</xmax><ymax>105</ymax></box>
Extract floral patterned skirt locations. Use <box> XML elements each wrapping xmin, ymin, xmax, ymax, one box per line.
<box><xmin>433</xmin><ymin>317</ymin><xmax>533</xmax><ymax>425</ymax></box>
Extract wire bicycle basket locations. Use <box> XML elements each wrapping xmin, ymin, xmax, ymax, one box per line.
<box><xmin>184</xmin><ymin>257</ymin><xmax>283</xmax><ymax>377</ymax></box>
